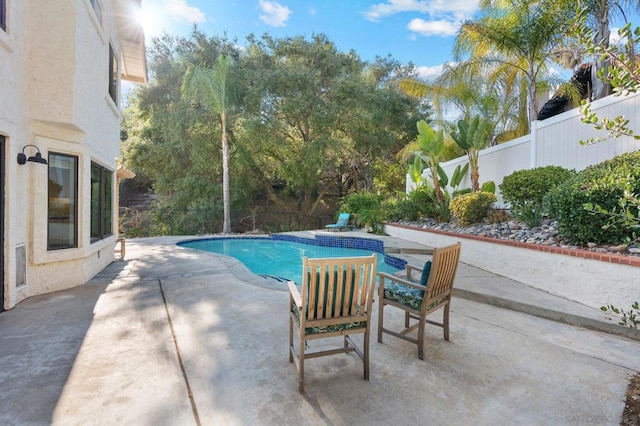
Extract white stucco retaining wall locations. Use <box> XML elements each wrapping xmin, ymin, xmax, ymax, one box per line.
<box><xmin>385</xmin><ymin>224</ymin><xmax>640</xmax><ymax>311</ymax></box>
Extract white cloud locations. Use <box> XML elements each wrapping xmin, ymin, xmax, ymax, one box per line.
<box><xmin>365</xmin><ymin>0</ymin><xmax>476</xmax><ymax>21</ymax></box>
<box><xmin>415</xmin><ymin>64</ymin><xmax>444</xmax><ymax>81</ymax></box>
<box><xmin>259</xmin><ymin>0</ymin><xmax>292</xmax><ymax>27</ymax></box>
<box><xmin>365</xmin><ymin>0</ymin><xmax>431</xmax><ymax>21</ymax></box>
<box><xmin>164</xmin><ymin>0</ymin><xmax>206</xmax><ymax>24</ymax></box>
<box><xmin>428</xmin><ymin>0</ymin><xmax>477</xmax><ymax>18</ymax></box>
<box><xmin>365</xmin><ymin>1</ymin><xmax>475</xmax><ymax>41</ymax></box>
<box><xmin>408</xmin><ymin>18</ymin><xmax>458</xmax><ymax>37</ymax></box>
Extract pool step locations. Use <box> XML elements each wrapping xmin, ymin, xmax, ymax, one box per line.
<box><xmin>259</xmin><ymin>274</ymin><xmax>291</xmax><ymax>283</ymax></box>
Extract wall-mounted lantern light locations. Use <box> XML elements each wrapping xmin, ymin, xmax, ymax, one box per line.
<box><xmin>17</xmin><ymin>145</ymin><xmax>48</xmax><ymax>165</ymax></box>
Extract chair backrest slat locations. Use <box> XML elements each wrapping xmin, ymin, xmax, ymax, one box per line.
<box><xmin>301</xmin><ymin>255</ymin><xmax>377</xmax><ymax>321</ymax></box>
<box><xmin>424</xmin><ymin>243</ymin><xmax>461</xmax><ymax>311</ymax></box>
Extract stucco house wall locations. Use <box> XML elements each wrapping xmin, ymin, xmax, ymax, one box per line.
<box><xmin>1</xmin><ymin>0</ymin><xmax>146</xmax><ymax>310</ymax></box>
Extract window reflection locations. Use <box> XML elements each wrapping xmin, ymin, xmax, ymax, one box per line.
<box><xmin>48</xmin><ymin>153</ymin><xmax>78</xmax><ymax>250</ymax></box>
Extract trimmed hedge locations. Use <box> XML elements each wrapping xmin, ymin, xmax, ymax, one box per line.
<box><xmin>544</xmin><ymin>151</ymin><xmax>640</xmax><ymax>245</ymax></box>
<box><xmin>499</xmin><ymin>166</ymin><xmax>575</xmax><ymax>228</ymax></box>
<box><xmin>449</xmin><ymin>192</ymin><xmax>497</xmax><ymax>225</ymax></box>
<box><xmin>499</xmin><ymin>166</ymin><xmax>575</xmax><ymax>208</ymax></box>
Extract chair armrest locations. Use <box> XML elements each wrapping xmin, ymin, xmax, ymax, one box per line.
<box><xmin>288</xmin><ymin>281</ymin><xmax>302</xmax><ymax>307</ymax></box>
<box><xmin>377</xmin><ymin>272</ymin><xmax>426</xmax><ymax>291</ymax></box>
<box><xmin>406</xmin><ymin>264</ymin><xmax>422</xmax><ymax>274</ymax></box>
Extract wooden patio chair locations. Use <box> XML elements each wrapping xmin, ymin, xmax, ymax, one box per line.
<box><xmin>377</xmin><ymin>242</ymin><xmax>461</xmax><ymax>360</ymax></box>
<box><xmin>288</xmin><ymin>254</ymin><xmax>377</xmax><ymax>393</ymax></box>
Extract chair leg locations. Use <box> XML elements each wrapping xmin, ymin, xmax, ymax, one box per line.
<box><xmin>289</xmin><ymin>315</ymin><xmax>294</xmax><ymax>363</ymax></box>
<box><xmin>377</xmin><ymin>287</ymin><xmax>384</xmax><ymax>343</ymax></box>
<box><xmin>404</xmin><ymin>311</ymin><xmax>410</xmax><ymax>329</ymax></box>
<box><xmin>443</xmin><ymin>304</ymin><xmax>450</xmax><ymax>341</ymax></box>
<box><xmin>364</xmin><ymin>330</ymin><xmax>370</xmax><ymax>380</ymax></box>
<box><xmin>298</xmin><ymin>332</ymin><xmax>306</xmax><ymax>394</ymax></box>
<box><xmin>417</xmin><ymin>314</ymin><xmax>426</xmax><ymax>360</ymax></box>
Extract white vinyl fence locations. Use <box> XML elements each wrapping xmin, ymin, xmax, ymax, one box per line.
<box><xmin>413</xmin><ymin>92</ymin><xmax>640</xmax><ymax>203</ymax></box>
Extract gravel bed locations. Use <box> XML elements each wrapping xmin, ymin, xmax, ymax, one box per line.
<box><xmin>394</xmin><ymin>218</ymin><xmax>640</xmax><ymax>258</ymax></box>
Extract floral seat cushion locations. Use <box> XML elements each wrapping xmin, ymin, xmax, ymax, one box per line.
<box><xmin>383</xmin><ymin>281</ymin><xmax>424</xmax><ymax>311</ymax></box>
<box><xmin>292</xmin><ymin>303</ymin><xmax>366</xmax><ymax>334</ymax></box>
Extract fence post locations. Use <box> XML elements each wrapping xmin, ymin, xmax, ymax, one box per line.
<box><xmin>530</xmin><ymin>119</ymin><xmax>538</xmax><ymax>169</ymax></box>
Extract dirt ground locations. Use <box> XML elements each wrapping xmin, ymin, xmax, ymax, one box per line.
<box><xmin>623</xmin><ymin>373</ymin><xmax>640</xmax><ymax>425</ymax></box>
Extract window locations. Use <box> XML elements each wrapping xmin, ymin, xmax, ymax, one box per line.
<box><xmin>108</xmin><ymin>44</ymin><xmax>118</xmax><ymax>105</ymax></box>
<box><xmin>89</xmin><ymin>0</ymin><xmax>102</xmax><ymax>25</ymax></box>
<box><xmin>90</xmin><ymin>162</ymin><xmax>113</xmax><ymax>242</ymax></box>
<box><xmin>48</xmin><ymin>153</ymin><xmax>78</xmax><ymax>250</ymax></box>
<box><xmin>1</xmin><ymin>0</ymin><xmax>6</xmax><ymax>32</ymax></box>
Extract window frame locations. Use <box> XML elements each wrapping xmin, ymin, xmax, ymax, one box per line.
<box><xmin>47</xmin><ymin>153</ymin><xmax>79</xmax><ymax>251</ymax></box>
<box><xmin>90</xmin><ymin>162</ymin><xmax>113</xmax><ymax>243</ymax></box>
<box><xmin>108</xmin><ymin>43</ymin><xmax>119</xmax><ymax>105</ymax></box>
<box><xmin>1</xmin><ymin>0</ymin><xmax>6</xmax><ymax>32</ymax></box>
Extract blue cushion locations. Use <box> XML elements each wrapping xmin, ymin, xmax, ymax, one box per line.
<box><xmin>420</xmin><ymin>261</ymin><xmax>432</xmax><ymax>286</ymax></box>
<box><xmin>335</xmin><ymin>213</ymin><xmax>350</xmax><ymax>226</ymax></box>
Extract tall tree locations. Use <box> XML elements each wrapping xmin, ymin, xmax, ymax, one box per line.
<box><xmin>234</xmin><ymin>34</ymin><xmax>422</xmax><ymax>215</ymax></box>
<box><xmin>398</xmin><ymin>61</ymin><xmax>529</xmax><ymax>144</ymax></box>
<box><xmin>455</xmin><ymin>0</ymin><xmax>574</xmax><ymax>125</ymax></box>
<box><xmin>182</xmin><ymin>55</ymin><xmax>233</xmax><ymax>234</ymax></box>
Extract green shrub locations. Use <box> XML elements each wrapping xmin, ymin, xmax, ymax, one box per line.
<box><xmin>480</xmin><ymin>181</ymin><xmax>496</xmax><ymax>194</ymax></box>
<box><xmin>544</xmin><ymin>151</ymin><xmax>640</xmax><ymax>245</ymax></box>
<box><xmin>449</xmin><ymin>192</ymin><xmax>497</xmax><ymax>225</ymax></box>
<box><xmin>340</xmin><ymin>191</ymin><xmax>386</xmax><ymax>233</ymax></box>
<box><xmin>500</xmin><ymin>166</ymin><xmax>575</xmax><ymax>207</ymax></box>
<box><xmin>387</xmin><ymin>187</ymin><xmax>440</xmax><ymax>222</ymax></box>
<box><xmin>500</xmin><ymin>166</ymin><xmax>575</xmax><ymax>228</ymax></box>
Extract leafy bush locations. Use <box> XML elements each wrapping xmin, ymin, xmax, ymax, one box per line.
<box><xmin>387</xmin><ymin>187</ymin><xmax>440</xmax><ymax>222</ymax></box>
<box><xmin>449</xmin><ymin>192</ymin><xmax>497</xmax><ymax>225</ymax></box>
<box><xmin>340</xmin><ymin>191</ymin><xmax>386</xmax><ymax>233</ymax></box>
<box><xmin>601</xmin><ymin>302</ymin><xmax>639</xmax><ymax>329</ymax></box>
<box><xmin>500</xmin><ymin>166</ymin><xmax>575</xmax><ymax>228</ymax></box>
<box><xmin>480</xmin><ymin>181</ymin><xmax>496</xmax><ymax>194</ymax></box>
<box><xmin>500</xmin><ymin>166</ymin><xmax>575</xmax><ymax>207</ymax></box>
<box><xmin>544</xmin><ymin>151</ymin><xmax>640</xmax><ymax>245</ymax></box>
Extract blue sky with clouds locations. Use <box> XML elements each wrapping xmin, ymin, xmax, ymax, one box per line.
<box><xmin>137</xmin><ymin>0</ymin><xmax>481</xmax><ymax>81</ymax></box>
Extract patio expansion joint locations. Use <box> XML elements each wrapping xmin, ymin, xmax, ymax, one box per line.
<box><xmin>158</xmin><ymin>278</ymin><xmax>201</xmax><ymax>426</ymax></box>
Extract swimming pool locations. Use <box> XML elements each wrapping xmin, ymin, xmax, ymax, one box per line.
<box><xmin>178</xmin><ymin>237</ymin><xmax>403</xmax><ymax>283</ymax></box>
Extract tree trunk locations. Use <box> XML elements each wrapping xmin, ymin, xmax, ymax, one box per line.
<box><xmin>528</xmin><ymin>62</ymin><xmax>538</xmax><ymax>124</ymax></box>
<box><xmin>594</xmin><ymin>1</ymin><xmax>611</xmax><ymax>99</ymax></box>
<box><xmin>221</xmin><ymin>110</ymin><xmax>231</xmax><ymax>234</ymax></box>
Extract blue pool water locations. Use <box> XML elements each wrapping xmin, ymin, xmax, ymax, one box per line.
<box><xmin>179</xmin><ymin>238</ymin><xmax>401</xmax><ymax>283</ymax></box>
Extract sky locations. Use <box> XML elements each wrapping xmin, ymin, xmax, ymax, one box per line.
<box><xmin>136</xmin><ymin>0</ymin><xmax>481</xmax><ymax>81</ymax></box>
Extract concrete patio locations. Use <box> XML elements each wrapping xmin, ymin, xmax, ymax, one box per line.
<box><xmin>1</xmin><ymin>234</ymin><xmax>639</xmax><ymax>425</ymax></box>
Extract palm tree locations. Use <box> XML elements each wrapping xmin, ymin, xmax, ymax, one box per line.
<box><xmin>455</xmin><ymin>0</ymin><xmax>575</xmax><ymax>125</ymax></box>
<box><xmin>398</xmin><ymin>61</ymin><xmax>529</xmax><ymax>145</ymax></box>
<box><xmin>182</xmin><ymin>55</ymin><xmax>233</xmax><ymax>234</ymax></box>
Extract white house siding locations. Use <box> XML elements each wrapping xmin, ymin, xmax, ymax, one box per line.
<box><xmin>1</xmin><ymin>0</ymin><xmax>145</xmax><ymax>310</ymax></box>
